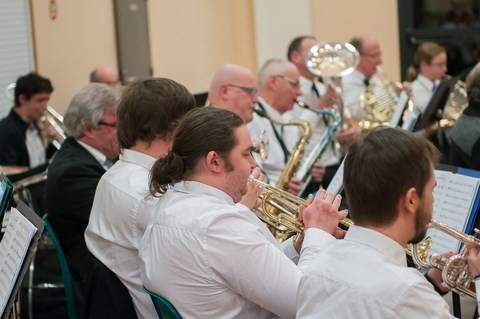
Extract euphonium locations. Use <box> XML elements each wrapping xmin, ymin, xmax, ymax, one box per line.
<box><xmin>249</xmin><ymin>177</ymin><xmax>353</xmax><ymax>245</ymax></box>
<box><xmin>294</xmin><ymin>100</ymin><xmax>341</xmax><ymax>195</ymax></box>
<box><xmin>411</xmin><ymin>219</ymin><xmax>479</xmax><ymax>298</ymax></box>
<box><xmin>305</xmin><ymin>42</ymin><xmax>359</xmax><ymax>129</ymax></box>
<box><xmin>358</xmin><ymin>67</ymin><xmax>403</xmax><ymax>130</ymax></box>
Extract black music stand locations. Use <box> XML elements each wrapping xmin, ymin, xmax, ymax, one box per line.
<box><xmin>0</xmin><ymin>201</ymin><xmax>44</xmax><ymax>319</ymax></box>
<box><xmin>193</xmin><ymin>91</ymin><xmax>209</xmax><ymax>107</ymax></box>
<box><xmin>0</xmin><ymin>174</ymin><xmax>13</xmax><ymax>219</ymax></box>
<box><xmin>414</xmin><ymin>76</ymin><xmax>458</xmax><ymax>132</ymax></box>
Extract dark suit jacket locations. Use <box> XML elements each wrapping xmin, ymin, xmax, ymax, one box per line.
<box><xmin>44</xmin><ymin>138</ymin><xmax>106</xmax><ymax>303</ymax></box>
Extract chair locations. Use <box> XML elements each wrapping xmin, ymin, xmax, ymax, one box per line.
<box><xmin>143</xmin><ymin>286</ymin><xmax>182</xmax><ymax>319</ymax></box>
<box><xmin>43</xmin><ymin>215</ymin><xmax>78</xmax><ymax>319</ymax></box>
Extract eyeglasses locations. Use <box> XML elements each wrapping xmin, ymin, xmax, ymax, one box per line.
<box><xmin>361</xmin><ymin>52</ymin><xmax>382</xmax><ymax>60</ymax></box>
<box><xmin>430</xmin><ymin>61</ymin><xmax>447</xmax><ymax>68</ymax></box>
<box><xmin>275</xmin><ymin>75</ymin><xmax>300</xmax><ymax>87</ymax></box>
<box><xmin>227</xmin><ymin>84</ymin><xmax>258</xmax><ymax>96</ymax></box>
<box><xmin>98</xmin><ymin>121</ymin><xmax>117</xmax><ymax>128</ymax></box>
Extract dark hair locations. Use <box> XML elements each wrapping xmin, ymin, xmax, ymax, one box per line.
<box><xmin>117</xmin><ymin>78</ymin><xmax>195</xmax><ymax>149</ymax></box>
<box><xmin>287</xmin><ymin>35</ymin><xmax>316</xmax><ymax>61</ymax></box>
<box><xmin>344</xmin><ymin>127</ymin><xmax>440</xmax><ymax>227</ymax></box>
<box><xmin>150</xmin><ymin>107</ymin><xmax>244</xmax><ymax>195</ymax></box>
<box><xmin>349</xmin><ymin>37</ymin><xmax>364</xmax><ymax>54</ymax></box>
<box><xmin>14</xmin><ymin>72</ymin><xmax>54</xmax><ymax>106</ymax></box>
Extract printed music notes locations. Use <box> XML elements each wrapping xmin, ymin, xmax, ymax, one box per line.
<box><xmin>0</xmin><ymin>207</ymin><xmax>37</xmax><ymax>315</ymax></box>
<box><xmin>428</xmin><ymin>169</ymin><xmax>480</xmax><ymax>256</ymax></box>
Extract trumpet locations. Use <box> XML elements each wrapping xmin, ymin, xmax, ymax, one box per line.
<box><xmin>248</xmin><ymin>177</ymin><xmax>353</xmax><ymax>244</ymax></box>
<box><xmin>411</xmin><ymin>219</ymin><xmax>480</xmax><ymax>298</ymax></box>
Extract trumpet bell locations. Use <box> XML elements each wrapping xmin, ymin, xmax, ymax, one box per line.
<box><xmin>251</xmin><ymin>129</ymin><xmax>269</xmax><ymax>160</ymax></box>
<box><xmin>306</xmin><ymin>42</ymin><xmax>359</xmax><ymax>78</ymax></box>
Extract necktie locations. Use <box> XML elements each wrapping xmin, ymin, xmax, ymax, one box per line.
<box><xmin>363</xmin><ymin>78</ymin><xmax>370</xmax><ymax>87</ymax></box>
<box><xmin>312</xmin><ymin>82</ymin><xmax>320</xmax><ymax>98</ymax></box>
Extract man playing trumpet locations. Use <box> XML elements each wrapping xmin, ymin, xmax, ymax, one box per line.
<box><xmin>297</xmin><ymin>127</ymin><xmax>457</xmax><ymax>318</ymax></box>
<box><xmin>140</xmin><ymin>107</ymin><xmax>347</xmax><ymax>319</ymax></box>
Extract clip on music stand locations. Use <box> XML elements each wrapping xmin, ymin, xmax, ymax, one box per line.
<box><xmin>0</xmin><ymin>201</ymin><xmax>44</xmax><ymax>319</ymax></box>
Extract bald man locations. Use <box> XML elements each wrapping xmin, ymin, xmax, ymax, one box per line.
<box><xmin>208</xmin><ymin>64</ymin><xmax>258</xmax><ymax>123</ymax></box>
<box><xmin>342</xmin><ymin>35</ymin><xmax>383</xmax><ymax>121</ymax></box>
<box><xmin>90</xmin><ymin>66</ymin><xmax>120</xmax><ymax>88</ymax></box>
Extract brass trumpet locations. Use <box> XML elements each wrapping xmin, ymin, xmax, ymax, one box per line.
<box><xmin>248</xmin><ymin>177</ymin><xmax>353</xmax><ymax>244</ymax></box>
<box><xmin>411</xmin><ymin>219</ymin><xmax>479</xmax><ymax>298</ymax></box>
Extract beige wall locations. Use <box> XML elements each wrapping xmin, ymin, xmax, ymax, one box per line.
<box><xmin>147</xmin><ymin>0</ymin><xmax>256</xmax><ymax>94</ymax></box>
<box><xmin>311</xmin><ymin>0</ymin><xmax>400</xmax><ymax>82</ymax></box>
<box><xmin>31</xmin><ymin>0</ymin><xmax>400</xmax><ymax>113</ymax></box>
<box><xmin>31</xmin><ymin>0</ymin><xmax>117</xmax><ymax>113</ymax></box>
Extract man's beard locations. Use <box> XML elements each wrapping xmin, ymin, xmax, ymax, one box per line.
<box><xmin>408</xmin><ymin>205</ymin><xmax>431</xmax><ymax>245</ymax></box>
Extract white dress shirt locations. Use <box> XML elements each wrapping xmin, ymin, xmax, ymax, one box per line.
<box><xmin>139</xmin><ymin>181</ymin><xmax>335</xmax><ymax>319</ymax></box>
<box><xmin>297</xmin><ymin>225</ymin><xmax>454</xmax><ymax>319</ymax></box>
<box><xmin>412</xmin><ymin>74</ymin><xmax>437</xmax><ymax>114</ymax></box>
<box><xmin>284</xmin><ymin>76</ymin><xmax>339</xmax><ymax>167</ymax></box>
<box><xmin>25</xmin><ymin>125</ymin><xmax>46</xmax><ymax>168</ymax></box>
<box><xmin>342</xmin><ymin>70</ymin><xmax>379</xmax><ymax>121</ymax></box>
<box><xmin>85</xmin><ymin>149</ymin><xmax>157</xmax><ymax>318</ymax></box>
<box><xmin>248</xmin><ymin>97</ymin><xmax>299</xmax><ymax>185</ymax></box>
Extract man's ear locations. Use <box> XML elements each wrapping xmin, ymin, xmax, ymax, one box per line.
<box><xmin>290</xmin><ymin>51</ymin><xmax>301</xmax><ymax>64</ymax></box>
<box><xmin>402</xmin><ymin>187</ymin><xmax>419</xmax><ymax>217</ymax></box>
<box><xmin>205</xmin><ymin>150</ymin><xmax>224</xmax><ymax>173</ymax></box>
<box><xmin>18</xmin><ymin>94</ymin><xmax>28</xmax><ymax>105</ymax></box>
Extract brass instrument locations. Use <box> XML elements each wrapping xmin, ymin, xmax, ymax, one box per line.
<box><xmin>249</xmin><ymin>177</ymin><xmax>353</xmax><ymax>244</ymax></box>
<box><xmin>294</xmin><ymin>100</ymin><xmax>341</xmax><ymax>195</ymax></box>
<box><xmin>411</xmin><ymin>219</ymin><xmax>479</xmax><ymax>298</ymax></box>
<box><xmin>5</xmin><ymin>83</ymin><xmax>66</xmax><ymax>149</ymax></box>
<box><xmin>357</xmin><ymin>67</ymin><xmax>403</xmax><ymax>130</ymax></box>
<box><xmin>439</xmin><ymin>80</ymin><xmax>468</xmax><ymax>129</ymax></box>
<box><xmin>251</xmin><ymin>129</ymin><xmax>269</xmax><ymax>160</ymax></box>
<box><xmin>305</xmin><ymin>42</ymin><xmax>359</xmax><ymax>129</ymax></box>
<box><xmin>253</xmin><ymin>107</ymin><xmax>311</xmax><ymax>191</ymax></box>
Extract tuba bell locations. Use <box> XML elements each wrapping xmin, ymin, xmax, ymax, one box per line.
<box><xmin>411</xmin><ymin>219</ymin><xmax>479</xmax><ymax>298</ymax></box>
<box><xmin>305</xmin><ymin>42</ymin><xmax>359</xmax><ymax>129</ymax></box>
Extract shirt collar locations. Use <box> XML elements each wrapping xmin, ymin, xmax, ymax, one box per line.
<box><xmin>417</xmin><ymin>74</ymin><xmax>435</xmax><ymax>90</ymax></box>
<box><xmin>345</xmin><ymin>225</ymin><xmax>407</xmax><ymax>267</ymax></box>
<box><xmin>76</xmin><ymin>140</ymin><xmax>106</xmax><ymax>166</ymax></box>
<box><xmin>172</xmin><ymin>180</ymin><xmax>235</xmax><ymax>205</ymax></box>
<box><xmin>120</xmin><ymin>148</ymin><xmax>157</xmax><ymax>170</ymax></box>
<box><xmin>257</xmin><ymin>97</ymin><xmax>283</xmax><ymax>120</ymax></box>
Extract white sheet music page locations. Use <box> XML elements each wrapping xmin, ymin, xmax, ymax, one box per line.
<box><xmin>326</xmin><ymin>158</ymin><xmax>345</xmax><ymax>195</ymax></box>
<box><xmin>0</xmin><ymin>207</ymin><xmax>37</xmax><ymax>315</ymax></box>
<box><xmin>428</xmin><ymin>170</ymin><xmax>479</xmax><ymax>256</ymax></box>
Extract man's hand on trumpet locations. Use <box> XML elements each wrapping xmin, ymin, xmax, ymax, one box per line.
<box><xmin>240</xmin><ymin>167</ymin><xmax>264</xmax><ymax>210</ymax></box>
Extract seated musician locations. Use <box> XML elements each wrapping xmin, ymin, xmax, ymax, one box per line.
<box><xmin>0</xmin><ymin>72</ymin><xmax>56</xmax><ymax>182</ymax></box>
<box><xmin>286</xmin><ymin>36</ymin><xmax>360</xmax><ymax>190</ymax></box>
<box><xmin>297</xmin><ymin>127</ymin><xmax>457</xmax><ymax>318</ymax></box>
<box><xmin>407</xmin><ymin>42</ymin><xmax>447</xmax><ymax>115</ymax></box>
<box><xmin>139</xmin><ymin>107</ymin><xmax>347</xmax><ymax>319</ymax></box>
<box><xmin>248</xmin><ymin>58</ymin><xmax>315</xmax><ymax>194</ymax></box>
<box><xmin>208</xmin><ymin>63</ymin><xmax>258</xmax><ymax>123</ymax></box>
<box><xmin>89</xmin><ymin>65</ymin><xmax>121</xmax><ymax>89</ymax></box>
<box><xmin>44</xmin><ymin>83</ymin><xmax>120</xmax><ymax>316</ymax></box>
<box><xmin>85</xmin><ymin>78</ymin><xmax>196</xmax><ymax>318</ymax></box>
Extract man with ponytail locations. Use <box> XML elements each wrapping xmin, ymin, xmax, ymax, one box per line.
<box><xmin>139</xmin><ymin>107</ymin><xmax>347</xmax><ymax>319</ymax></box>
<box><xmin>85</xmin><ymin>78</ymin><xmax>196</xmax><ymax>318</ymax></box>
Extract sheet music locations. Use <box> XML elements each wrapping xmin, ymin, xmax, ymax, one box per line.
<box><xmin>428</xmin><ymin>170</ymin><xmax>479</xmax><ymax>256</ymax></box>
<box><xmin>0</xmin><ymin>207</ymin><xmax>37</xmax><ymax>315</ymax></box>
<box><xmin>389</xmin><ymin>91</ymin><xmax>409</xmax><ymax>128</ymax></box>
<box><xmin>326</xmin><ymin>158</ymin><xmax>345</xmax><ymax>195</ymax></box>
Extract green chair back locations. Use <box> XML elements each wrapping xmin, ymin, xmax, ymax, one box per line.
<box><xmin>143</xmin><ymin>286</ymin><xmax>182</xmax><ymax>319</ymax></box>
<box><xmin>43</xmin><ymin>215</ymin><xmax>78</xmax><ymax>319</ymax></box>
